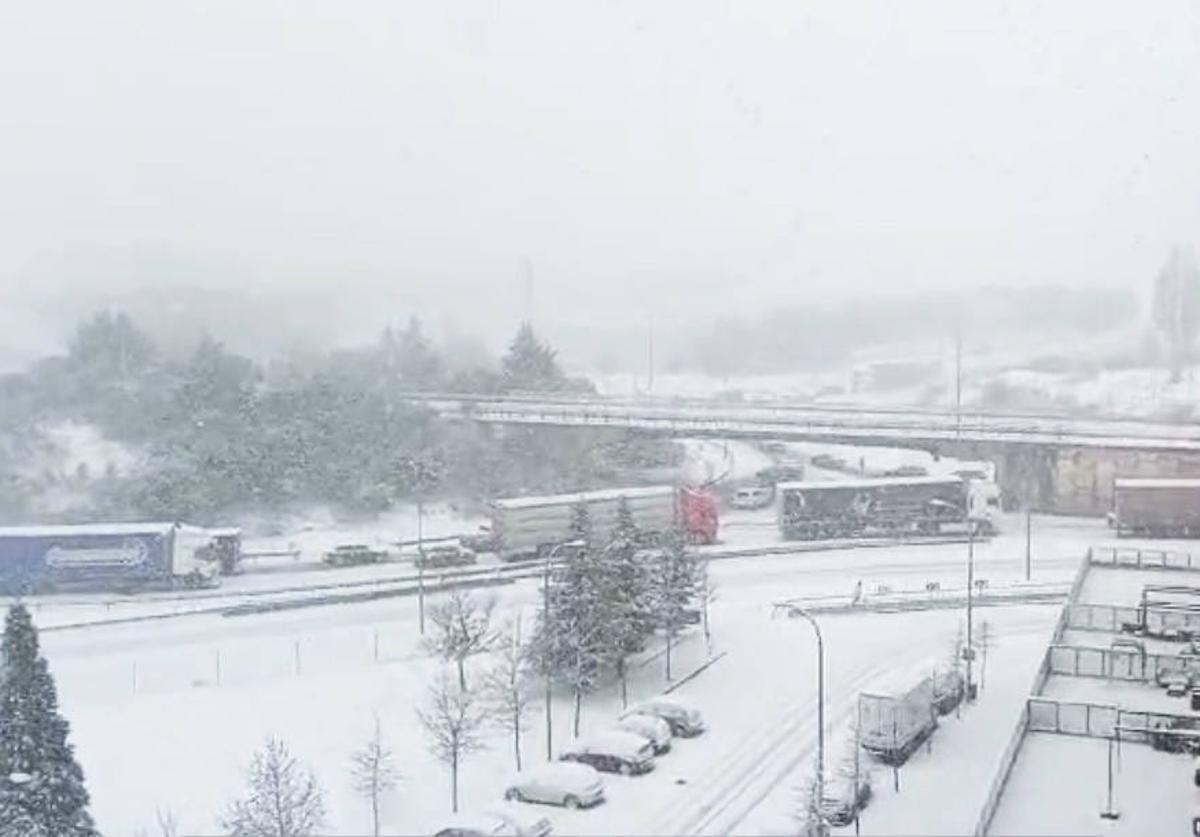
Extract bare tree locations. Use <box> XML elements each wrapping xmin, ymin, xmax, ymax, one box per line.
<box><xmin>135</xmin><ymin>808</ymin><xmax>179</xmax><ymax>837</ymax></box>
<box><xmin>977</xmin><ymin>620</ymin><xmax>992</xmax><ymax>694</ymax></box>
<box><xmin>351</xmin><ymin>715</ymin><xmax>400</xmax><ymax>837</ymax></box>
<box><xmin>417</xmin><ymin>671</ymin><xmax>488</xmax><ymax>813</ymax></box>
<box><xmin>424</xmin><ymin>588</ymin><xmax>500</xmax><ymax>690</ymax></box>
<box><xmin>222</xmin><ymin>738</ymin><xmax>326</xmax><ymax>837</ymax></box>
<box><xmin>483</xmin><ymin>620</ymin><xmax>537</xmax><ymax>771</ymax></box>
<box><xmin>1152</xmin><ymin>245</ymin><xmax>1200</xmax><ymax>383</ymax></box>
<box><xmin>792</xmin><ymin>762</ymin><xmax>830</xmax><ymax>837</ymax></box>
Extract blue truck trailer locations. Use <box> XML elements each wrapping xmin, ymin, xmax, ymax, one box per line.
<box><xmin>0</xmin><ymin>522</ymin><xmax>223</xmax><ymax>594</ymax></box>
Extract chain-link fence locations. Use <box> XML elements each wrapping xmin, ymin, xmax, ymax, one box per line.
<box><xmin>1067</xmin><ymin>601</ymin><xmax>1200</xmax><ymax>635</ymax></box>
<box><xmin>1046</xmin><ymin>642</ymin><xmax>1200</xmax><ymax>683</ymax></box>
<box><xmin>1026</xmin><ymin>697</ymin><xmax>1193</xmax><ymax>745</ymax></box>
<box><xmin>1089</xmin><ymin>545</ymin><xmax>1200</xmax><ymax>571</ymax></box>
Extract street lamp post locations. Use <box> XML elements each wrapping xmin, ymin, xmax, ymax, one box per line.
<box><xmin>965</xmin><ymin>522</ymin><xmax>976</xmax><ymax>701</ymax></box>
<box><xmin>543</xmin><ymin>539</ymin><xmax>585</xmax><ymax>762</ymax></box>
<box><xmin>789</xmin><ymin>606</ymin><xmax>826</xmax><ymax>803</ymax></box>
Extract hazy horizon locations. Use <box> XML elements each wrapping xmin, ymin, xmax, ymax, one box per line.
<box><xmin>3</xmin><ymin>1</ymin><xmax>1199</xmax><ymax>368</ymax></box>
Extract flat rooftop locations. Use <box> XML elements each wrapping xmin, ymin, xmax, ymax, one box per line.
<box><xmin>985</xmin><ymin>552</ymin><xmax>1200</xmax><ymax>835</ymax></box>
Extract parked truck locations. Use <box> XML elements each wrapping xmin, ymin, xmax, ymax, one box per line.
<box><xmin>0</xmin><ymin>522</ymin><xmax>223</xmax><ymax>594</ymax></box>
<box><xmin>858</xmin><ymin>675</ymin><xmax>939</xmax><ymax>766</ymax></box>
<box><xmin>1112</xmin><ymin>478</ymin><xmax>1200</xmax><ymax>537</ymax></box>
<box><xmin>777</xmin><ymin>475</ymin><xmax>999</xmax><ymax>541</ymax></box>
<box><xmin>488</xmin><ymin>485</ymin><xmax>718</xmax><ymax>561</ymax></box>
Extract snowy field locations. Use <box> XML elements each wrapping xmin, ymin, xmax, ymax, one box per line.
<box><xmin>33</xmin><ymin>514</ymin><xmax>1115</xmax><ymax>836</ymax></box>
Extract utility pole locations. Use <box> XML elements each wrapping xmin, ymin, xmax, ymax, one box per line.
<box><xmin>1025</xmin><ymin>508</ymin><xmax>1032</xmax><ymax>581</ymax></box>
<box><xmin>543</xmin><ymin>557</ymin><xmax>553</xmax><ymax>762</ymax></box>
<box><xmin>647</xmin><ymin>322</ymin><xmax>655</xmax><ymax>394</ymax></box>
<box><xmin>965</xmin><ymin>523</ymin><xmax>975</xmax><ymax>701</ymax></box>
<box><xmin>955</xmin><ymin>332</ymin><xmax>963</xmax><ymax>440</ymax></box>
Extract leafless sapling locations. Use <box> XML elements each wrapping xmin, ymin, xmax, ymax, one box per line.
<box><xmin>423</xmin><ymin>588</ymin><xmax>500</xmax><ymax>690</ymax></box>
<box><xmin>222</xmin><ymin>737</ymin><xmax>326</xmax><ymax>837</ymax></box>
<box><xmin>350</xmin><ymin>715</ymin><xmax>400</xmax><ymax>837</ymax></box>
<box><xmin>483</xmin><ymin>621</ymin><xmax>537</xmax><ymax>771</ymax></box>
<box><xmin>417</xmin><ymin>671</ymin><xmax>488</xmax><ymax>813</ymax></box>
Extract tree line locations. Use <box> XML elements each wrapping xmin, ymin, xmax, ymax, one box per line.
<box><xmin>0</xmin><ymin>313</ymin><xmax>677</xmax><ymax>524</ymax></box>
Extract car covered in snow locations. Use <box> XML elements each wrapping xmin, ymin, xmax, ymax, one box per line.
<box><xmin>623</xmin><ymin>697</ymin><xmax>706</xmax><ymax>737</ymax></box>
<box><xmin>820</xmin><ymin>776</ymin><xmax>873</xmax><ymax>827</ymax></box>
<box><xmin>483</xmin><ymin>804</ymin><xmax>553</xmax><ymax>837</ymax></box>
<box><xmin>431</xmin><ymin>812</ymin><xmax>518</xmax><ymax>837</ymax></box>
<box><xmin>614</xmin><ymin>712</ymin><xmax>672</xmax><ymax>754</ymax></box>
<box><xmin>504</xmin><ymin>761</ymin><xmax>605</xmax><ymax>809</ymax></box>
<box><xmin>559</xmin><ymin>731</ymin><xmax>655</xmax><ymax>775</ymax></box>
<box><xmin>731</xmin><ymin>485</ymin><xmax>775</xmax><ymax>510</ymax></box>
<box><xmin>1166</xmin><ymin>672</ymin><xmax>1193</xmax><ymax>697</ymax></box>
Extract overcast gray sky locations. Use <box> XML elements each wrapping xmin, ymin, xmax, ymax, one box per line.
<box><xmin>2</xmin><ymin>0</ymin><xmax>1198</xmax><ymax>363</ymax></box>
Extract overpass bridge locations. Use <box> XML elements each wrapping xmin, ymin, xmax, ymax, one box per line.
<box><xmin>407</xmin><ymin>393</ymin><xmax>1200</xmax><ymax>515</ymax></box>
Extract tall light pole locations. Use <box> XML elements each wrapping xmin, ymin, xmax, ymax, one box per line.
<box><xmin>543</xmin><ymin>539</ymin><xmax>584</xmax><ymax>762</ymax></box>
<box><xmin>788</xmin><ymin>606</ymin><xmax>825</xmax><ymax>801</ymax></box>
<box><xmin>965</xmin><ymin>522</ymin><xmax>976</xmax><ymax>701</ymax></box>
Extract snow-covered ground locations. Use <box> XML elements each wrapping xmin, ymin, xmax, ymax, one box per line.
<box><xmin>990</xmin><ymin>732</ymin><xmax>1193</xmax><ymax>835</ymax></box>
<box><xmin>33</xmin><ymin>514</ymin><xmax>1117</xmax><ymax>836</ymax></box>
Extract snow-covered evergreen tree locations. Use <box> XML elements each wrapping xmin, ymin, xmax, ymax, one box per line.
<box><xmin>648</xmin><ymin>531</ymin><xmax>702</xmax><ymax>681</ymax></box>
<box><xmin>531</xmin><ymin>535</ymin><xmax>609</xmax><ymax>737</ymax></box>
<box><xmin>605</xmin><ymin>499</ymin><xmax>654</xmax><ymax>706</ymax></box>
<box><xmin>568</xmin><ymin>499</ymin><xmax>594</xmax><ymax>547</ymax></box>
<box><xmin>0</xmin><ymin>604</ymin><xmax>98</xmax><ymax>837</ymax></box>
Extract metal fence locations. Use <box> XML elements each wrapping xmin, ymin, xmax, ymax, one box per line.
<box><xmin>1025</xmin><ymin>697</ymin><xmax>1193</xmax><ymax>745</ymax></box>
<box><xmin>1089</xmin><ymin>545</ymin><xmax>1200</xmax><ymax>571</ymax></box>
<box><xmin>1046</xmin><ymin>642</ymin><xmax>1200</xmax><ymax>683</ymax></box>
<box><xmin>1066</xmin><ymin>601</ymin><xmax>1200</xmax><ymax>635</ymax></box>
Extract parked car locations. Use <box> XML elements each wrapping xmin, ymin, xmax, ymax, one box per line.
<box><xmin>1166</xmin><ymin>672</ymin><xmax>1192</xmax><ymax>697</ymax></box>
<box><xmin>504</xmin><ymin>762</ymin><xmax>605</xmax><ymax>809</ymax></box>
<box><xmin>484</xmin><ymin>805</ymin><xmax>553</xmax><ymax>837</ymax></box>
<box><xmin>431</xmin><ymin>813</ymin><xmax>518</xmax><ymax>837</ymax></box>
<box><xmin>622</xmin><ymin>697</ymin><xmax>706</xmax><ymax>737</ymax></box>
<box><xmin>615</xmin><ymin>713</ymin><xmax>672</xmax><ymax>754</ymax></box>
<box><xmin>731</xmin><ymin>485</ymin><xmax>775</xmax><ymax>510</ymax></box>
<box><xmin>559</xmin><ymin>731</ymin><xmax>655</xmax><ymax>776</ymax></box>
<box><xmin>820</xmin><ymin>777</ymin><xmax>872</xmax><ymax>827</ymax></box>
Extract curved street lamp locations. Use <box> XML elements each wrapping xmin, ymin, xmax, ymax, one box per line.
<box><xmin>787</xmin><ymin>606</ymin><xmax>825</xmax><ymax>805</ymax></box>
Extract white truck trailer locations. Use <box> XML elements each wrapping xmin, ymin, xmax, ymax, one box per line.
<box><xmin>488</xmin><ymin>485</ymin><xmax>718</xmax><ymax>561</ymax></box>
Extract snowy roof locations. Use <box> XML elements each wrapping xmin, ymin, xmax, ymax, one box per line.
<box><xmin>1114</xmin><ymin>477</ymin><xmax>1200</xmax><ymax>489</ymax></box>
<box><xmin>776</xmin><ymin>475</ymin><xmax>964</xmax><ymax>491</ymax></box>
<box><xmin>492</xmin><ymin>485</ymin><xmax>675</xmax><ymax>510</ymax></box>
<box><xmin>0</xmin><ymin>522</ymin><xmax>182</xmax><ymax>538</ymax></box>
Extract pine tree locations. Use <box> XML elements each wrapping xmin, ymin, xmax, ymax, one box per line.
<box><xmin>648</xmin><ymin>531</ymin><xmax>701</xmax><ymax>681</ymax></box>
<box><xmin>605</xmin><ymin>501</ymin><xmax>654</xmax><ymax>706</ymax></box>
<box><xmin>499</xmin><ymin>323</ymin><xmax>567</xmax><ymax>393</ymax></box>
<box><xmin>0</xmin><ymin>604</ymin><xmax>98</xmax><ymax>837</ymax></box>
<box><xmin>532</xmin><ymin>539</ymin><xmax>609</xmax><ymax>738</ymax></box>
<box><xmin>568</xmin><ymin>500</ymin><xmax>593</xmax><ymax>547</ymax></box>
